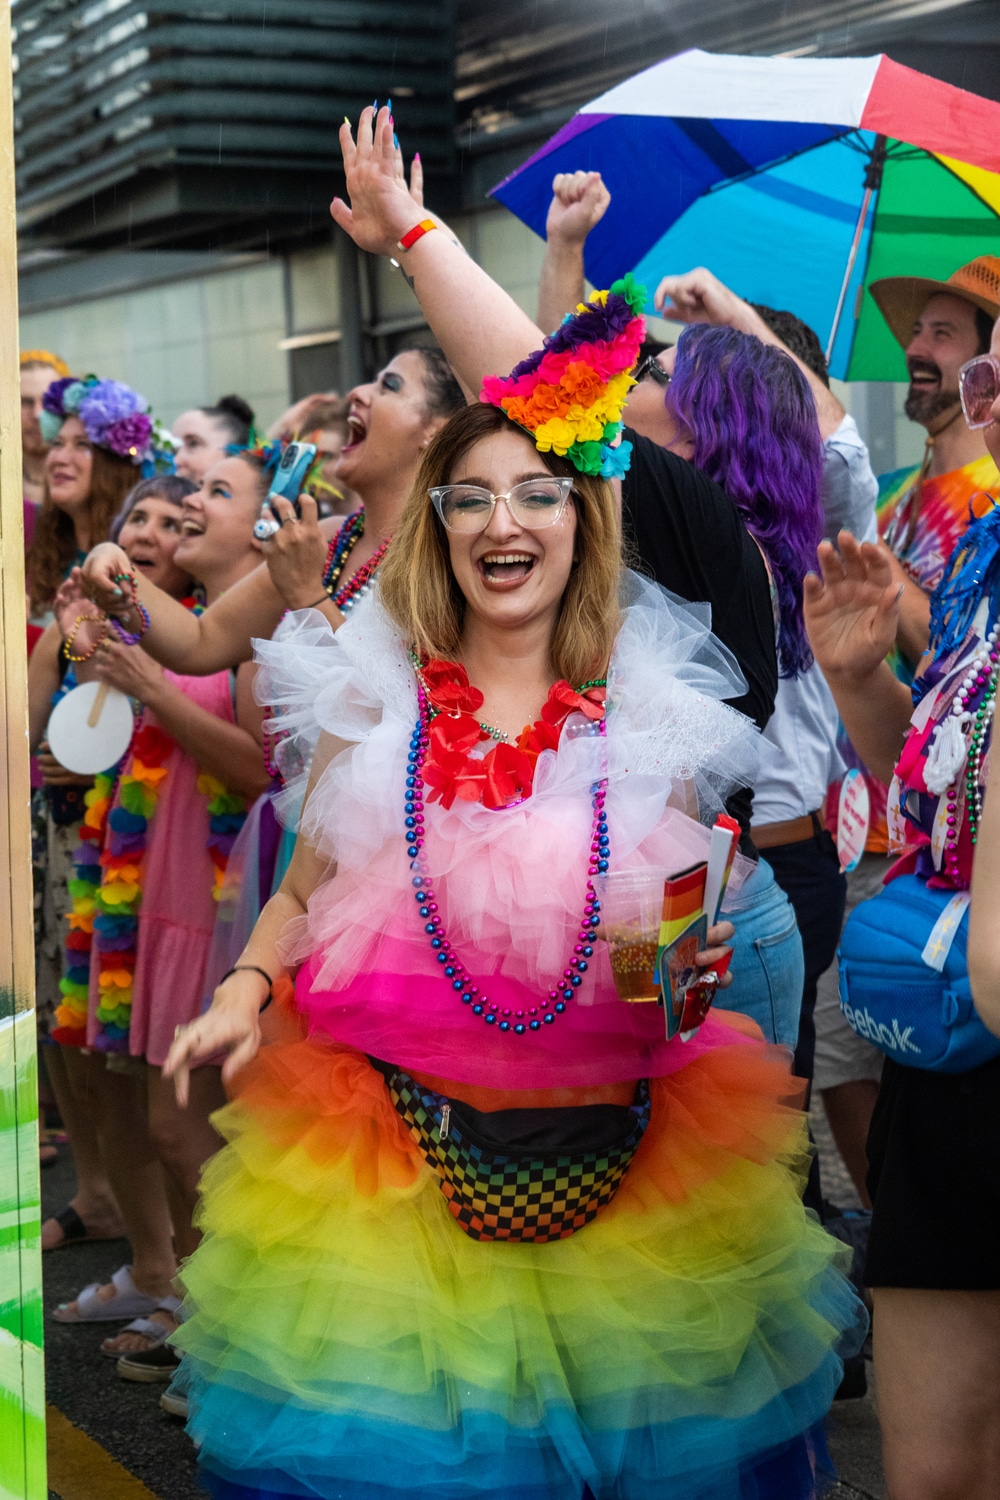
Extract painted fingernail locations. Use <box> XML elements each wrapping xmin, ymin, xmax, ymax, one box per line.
<box><xmin>343</xmin><ymin>116</ymin><xmax>350</xmax><ymax>126</ymax></box>
<box><xmin>393</xmin><ymin>133</ymin><xmax>399</xmax><ymax>149</ymax></box>
<box><xmin>387</xmin><ymin>98</ymin><xmax>392</xmax><ymax>115</ymax></box>
<box><xmin>415</xmin><ymin>151</ymin><xmax>421</xmax><ymax>163</ymax></box>
<box><xmin>372</xmin><ymin>99</ymin><xmax>378</xmax><ymax>111</ymax></box>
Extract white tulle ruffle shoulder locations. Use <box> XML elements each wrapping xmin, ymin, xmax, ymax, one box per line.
<box><xmin>251</xmin><ymin>573</ymin><xmax>760</xmax><ymax>1089</ymax></box>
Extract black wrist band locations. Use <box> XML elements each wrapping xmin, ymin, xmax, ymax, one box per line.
<box><xmin>220</xmin><ymin>965</ymin><xmax>274</xmax><ymax>1012</ymax></box>
<box><xmin>304</xmin><ymin>593</ymin><xmax>331</xmax><ymax>609</ymax></box>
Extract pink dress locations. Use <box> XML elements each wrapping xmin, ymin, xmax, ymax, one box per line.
<box><xmin>88</xmin><ymin>669</ymin><xmax>236</xmax><ymax>1066</ymax></box>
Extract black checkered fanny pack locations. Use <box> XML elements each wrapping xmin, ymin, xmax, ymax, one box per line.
<box><xmin>375</xmin><ymin>1062</ymin><xmax>651</xmax><ymax>1243</ymax></box>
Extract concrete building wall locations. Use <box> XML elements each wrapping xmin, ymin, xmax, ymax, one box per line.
<box><xmin>20</xmin><ymin>260</ymin><xmax>290</xmax><ymax>430</ymax></box>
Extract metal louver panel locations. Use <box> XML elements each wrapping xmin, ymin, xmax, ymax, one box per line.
<box><xmin>14</xmin><ymin>0</ymin><xmax>456</xmax><ymax>247</ymax></box>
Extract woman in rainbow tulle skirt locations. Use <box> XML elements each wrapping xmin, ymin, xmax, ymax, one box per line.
<box><xmin>165</xmin><ymin>291</ymin><xmax>864</xmax><ymax>1500</ymax></box>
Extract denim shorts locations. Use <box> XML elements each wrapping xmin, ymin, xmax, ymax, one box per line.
<box><xmin>723</xmin><ymin>858</ymin><xmax>804</xmax><ymax>1047</ymax></box>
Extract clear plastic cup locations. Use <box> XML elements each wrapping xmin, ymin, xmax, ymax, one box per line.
<box><xmin>593</xmin><ymin>870</ymin><xmax>664</xmax><ymax>1002</ymax></box>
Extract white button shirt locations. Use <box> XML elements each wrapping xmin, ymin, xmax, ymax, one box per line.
<box><xmin>752</xmin><ymin>415</ymin><xmax>878</xmax><ymax>826</ymax></box>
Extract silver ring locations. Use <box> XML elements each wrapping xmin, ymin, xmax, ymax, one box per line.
<box><xmin>280</xmin><ymin>516</ymin><xmax>296</xmax><ymax>527</ymax></box>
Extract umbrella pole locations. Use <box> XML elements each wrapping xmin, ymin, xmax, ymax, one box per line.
<box><xmin>825</xmin><ymin>134</ymin><xmax>887</xmax><ymax>366</ymax></box>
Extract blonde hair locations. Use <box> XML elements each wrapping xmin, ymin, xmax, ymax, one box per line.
<box><xmin>379</xmin><ymin>403</ymin><xmax>622</xmax><ymax>686</ymax></box>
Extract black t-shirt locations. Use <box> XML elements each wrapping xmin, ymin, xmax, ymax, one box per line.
<box><xmin>621</xmin><ymin>430</ymin><xmax>778</xmax><ymax>849</ymax></box>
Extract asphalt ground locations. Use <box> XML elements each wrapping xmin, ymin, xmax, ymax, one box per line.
<box><xmin>40</xmin><ymin>1103</ymin><xmax>885</xmax><ymax>1500</ymax></box>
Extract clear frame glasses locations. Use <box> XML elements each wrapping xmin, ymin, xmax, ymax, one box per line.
<box><xmin>429</xmin><ymin>477</ymin><xmax>575</xmax><ymax>534</ymax></box>
<box><xmin>959</xmin><ymin>352</ymin><xmax>1000</xmax><ymax>429</ymax></box>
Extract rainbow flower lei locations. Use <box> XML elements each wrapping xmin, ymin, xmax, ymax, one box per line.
<box><xmin>56</xmin><ymin>709</ymin><xmax>250</xmax><ymax>1053</ymax></box>
<box><xmin>480</xmin><ymin>274</ymin><xmax>646</xmax><ymax>479</ymax></box>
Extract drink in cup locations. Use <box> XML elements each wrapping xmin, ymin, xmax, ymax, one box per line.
<box><xmin>593</xmin><ymin>871</ymin><xmax>664</xmax><ymax>1002</ymax></box>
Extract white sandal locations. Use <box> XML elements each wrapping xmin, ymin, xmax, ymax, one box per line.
<box><xmin>52</xmin><ymin>1265</ymin><xmax>180</xmax><ymax>1324</ymax></box>
<box><xmin>99</xmin><ymin>1313</ymin><xmax>177</xmax><ymax>1359</ymax></box>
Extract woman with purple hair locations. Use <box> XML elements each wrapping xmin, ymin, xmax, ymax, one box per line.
<box><xmin>657</xmin><ymin>326</ymin><xmax>846</xmax><ymax>1190</ymax></box>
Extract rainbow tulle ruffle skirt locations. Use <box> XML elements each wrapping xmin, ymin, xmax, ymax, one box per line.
<box><xmin>173</xmin><ymin>1020</ymin><xmax>864</xmax><ymax>1499</ymax></box>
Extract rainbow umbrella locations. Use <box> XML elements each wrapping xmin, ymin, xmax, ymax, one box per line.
<box><xmin>491</xmin><ymin>50</ymin><xmax>1000</xmax><ymax>380</ymax></box>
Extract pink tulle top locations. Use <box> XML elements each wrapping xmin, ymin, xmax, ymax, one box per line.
<box><xmin>256</xmin><ymin>573</ymin><xmax>760</xmax><ymax>1091</ymax></box>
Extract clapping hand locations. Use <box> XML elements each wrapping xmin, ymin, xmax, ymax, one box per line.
<box><xmin>804</xmin><ymin>532</ymin><xmax>901</xmax><ymax>682</ymax></box>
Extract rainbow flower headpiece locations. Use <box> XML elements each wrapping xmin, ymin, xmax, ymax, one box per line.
<box><xmin>41</xmin><ymin>375</ymin><xmax>176</xmax><ymax>476</ymax></box>
<box><xmin>480</xmin><ymin>274</ymin><xmax>646</xmax><ymax>479</ymax></box>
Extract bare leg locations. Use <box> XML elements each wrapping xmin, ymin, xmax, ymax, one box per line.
<box><xmin>90</xmin><ymin>1064</ymin><xmax>177</xmax><ymax>1297</ymax></box>
<box><xmin>820</xmin><ymin>1078</ymin><xmax>879</xmax><ymax>1208</ymax></box>
<box><xmin>41</xmin><ymin>1046</ymin><xmax>125</xmax><ymax>1248</ymax></box>
<box><xmin>874</xmin><ymin>1287</ymin><xmax>1000</xmax><ymax>1500</ymax></box>
<box><xmin>54</xmin><ymin>1064</ymin><xmax>180</xmax><ymax>1334</ymax></box>
<box><xmin>147</xmin><ymin>1063</ymin><xmax>225</xmax><ymax>1260</ymax></box>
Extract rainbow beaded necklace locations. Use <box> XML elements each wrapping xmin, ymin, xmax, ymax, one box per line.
<box><xmin>322</xmin><ymin>509</ymin><xmax>391</xmax><ymax>613</ymax></box>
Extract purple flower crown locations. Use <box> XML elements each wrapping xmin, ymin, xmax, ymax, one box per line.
<box><xmin>41</xmin><ymin>375</ymin><xmax>176</xmax><ymax>475</ymax></box>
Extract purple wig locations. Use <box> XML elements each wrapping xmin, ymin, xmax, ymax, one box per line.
<box><xmin>665</xmin><ymin>324</ymin><xmax>823</xmax><ymax>678</ymax></box>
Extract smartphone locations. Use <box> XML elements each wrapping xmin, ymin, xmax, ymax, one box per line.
<box><xmin>252</xmin><ymin>441</ymin><xmax>317</xmax><ymax>540</ymax></box>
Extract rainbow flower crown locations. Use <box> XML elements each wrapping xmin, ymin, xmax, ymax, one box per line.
<box><xmin>41</xmin><ymin>375</ymin><xmax>176</xmax><ymax>476</ymax></box>
<box><xmin>480</xmin><ymin>274</ymin><xmax>646</xmax><ymax>479</ymax></box>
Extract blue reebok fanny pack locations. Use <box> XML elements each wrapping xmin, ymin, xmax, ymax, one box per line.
<box><xmin>837</xmin><ymin>872</ymin><xmax>1000</xmax><ymax>1073</ymax></box>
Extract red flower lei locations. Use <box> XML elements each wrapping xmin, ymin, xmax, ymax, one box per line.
<box><xmin>416</xmin><ymin>657</ymin><xmax>606</xmax><ymax>811</ymax></box>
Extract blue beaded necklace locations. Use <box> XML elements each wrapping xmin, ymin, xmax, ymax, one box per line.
<box><xmin>406</xmin><ymin>674</ymin><xmax>609</xmax><ymax>1035</ymax></box>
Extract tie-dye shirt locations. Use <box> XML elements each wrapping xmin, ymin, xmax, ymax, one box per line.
<box><xmin>878</xmin><ymin>452</ymin><xmax>1000</xmax><ymax>603</ymax></box>
<box><xmin>834</xmin><ymin>454</ymin><xmax>1000</xmax><ymax>854</ymax></box>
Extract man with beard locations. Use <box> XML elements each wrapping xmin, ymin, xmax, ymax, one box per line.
<box><xmin>871</xmin><ymin>258</ymin><xmax>1000</xmax><ymax>672</ymax></box>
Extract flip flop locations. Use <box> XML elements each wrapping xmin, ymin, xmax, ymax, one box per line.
<box><xmin>42</xmin><ymin>1204</ymin><xmax>124</xmax><ymax>1251</ymax></box>
<box><xmin>52</xmin><ymin>1265</ymin><xmax>180</xmax><ymax>1324</ymax></box>
<box><xmin>100</xmin><ymin>1315</ymin><xmax>176</xmax><ymax>1359</ymax></box>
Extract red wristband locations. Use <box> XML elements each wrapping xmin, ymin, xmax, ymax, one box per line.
<box><xmin>397</xmin><ymin>219</ymin><xmax>436</xmax><ymax>252</ymax></box>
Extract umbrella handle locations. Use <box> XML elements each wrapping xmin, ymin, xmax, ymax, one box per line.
<box><xmin>825</xmin><ymin>135</ymin><xmax>887</xmax><ymax>367</ymax></box>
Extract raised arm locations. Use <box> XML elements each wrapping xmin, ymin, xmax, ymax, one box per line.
<box><xmin>803</xmin><ymin>532</ymin><xmax>913</xmax><ymax>784</ymax></box>
<box><xmin>536</xmin><ymin>171</ymin><xmax>611</xmax><ymax>333</ymax></box>
<box><xmin>81</xmin><ymin>504</ymin><xmax>345</xmax><ymax>675</ymax></box>
<box><xmin>331</xmin><ymin>106</ymin><xmax>541</xmax><ymax>395</ymax></box>
<box><xmin>655</xmin><ymin>267</ymin><xmax>846</xmax><ymax>442</ymax></box>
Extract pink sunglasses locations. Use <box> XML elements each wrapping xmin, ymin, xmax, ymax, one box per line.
<box><xmin>959</xmin><ymin>352</ymin><xmax>1000</xmax><ymax>429</ymax></box>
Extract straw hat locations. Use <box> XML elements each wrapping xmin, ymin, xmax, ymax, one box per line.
<box><xmin>870</xmin><ymin>256</ymin><xmax>1000</xmax><ymax>350</ymax></box>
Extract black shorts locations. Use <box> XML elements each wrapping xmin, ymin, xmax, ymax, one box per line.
<box><xmin>865</xmin><ymin>1054</ymin><xmax>1000</xmax><ymax>1290</ymax></box>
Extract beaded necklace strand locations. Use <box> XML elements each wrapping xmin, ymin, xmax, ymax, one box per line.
<box><xmin>940</xmin><ymin>626</ymin><xmax>1000</xmax><ymax>880</ymax></box>
<box><xmin>406</xmin><ymin>673</ymin><xmax>609</xmax><ymax>1037</ymax></box>
<box><xmin>322</xmin><ymin>509</ymin><xmax>391</xmax><ymax>614</ymax></box>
